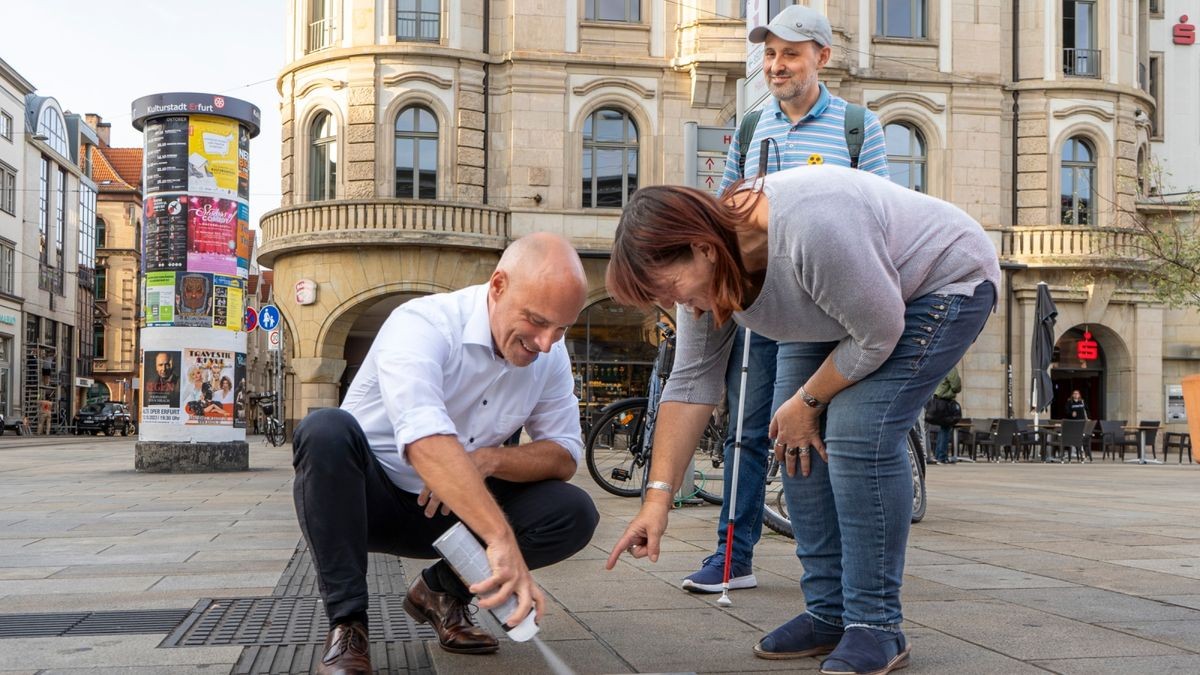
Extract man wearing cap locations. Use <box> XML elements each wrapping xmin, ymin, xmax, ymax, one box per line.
<box><xmin>685</xmin><ymin>0</ymin><xmax>890</xmax><ymax>646</ymax></box>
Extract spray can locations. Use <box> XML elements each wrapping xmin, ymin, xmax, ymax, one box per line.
<box><xmin>432</xmin><ymin>522</ymin><xmax>540</xmax><ymax>642</ymax></box>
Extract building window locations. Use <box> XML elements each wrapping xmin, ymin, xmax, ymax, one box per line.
<box><xmin>55</xmin><ymin>168</ymin><xmax>65</xmax><ymax>271</ymax></box>
<box><xmin>884</xmin><ymin>123</ymin><xmax>926</xmax><ymax>192</ymax></box>
<box><xmin>0</xmin><ymin>111</ymin><xmax>11</xmax><ymax>141</ymax></box>
<box><xmin>582</xmin><ymin>108</ymin><xmax>639</xmax><ymax>208</ymax></box>
<box><xmin>0</xmin><ymin>162</ymin><xmax>14</xmax><ymax>214</ymax></box>
<box><xmin>79</xmin><ymin>184</ymin><xmax>96</xmax><ymax>269</ymax></box>
<box><xmin>394</xmin><ymin>106</ymin><xmax>438</xmax><ymax>199</ymax></box>
<box><xmin>96</xmin><ymin>216</ymin><xmax>106</xmax><ymax>250</ymax></box>
<box><xmin>397</xmin><ymin>0</ymin><xmax>439</xmax><ymax>41</ymax></box>
<box><xmin>1060</xmin><ymin>136</ymin><xmax>1095</xmax><ymax>226</ymax></box>
<box><xmin>586</xmin><ymin>0</ymin><xmax>641</xmax><ymax>22</ymax></box>
<box><xmin>38</xmin><ymin>157</ymin><xmax>49</xmax><ymax>265</ymax></box>
<box><xmin>767</xmin><ymin>1</ymin><xmax>797</xmax><ymax>19</ymax></box>
<box><xmin>38</xmin><ymin>107</ymin><xmax>69</xmax><ymax>158</ymax></box>
<box><xmin>93</xmin><ymin>323</ymin><xmax>105</xmax><ymax>359</ymax></box>
<box><xmin>1063</xmin><ymin>1</ymin><xmax>1099</xmax><ymax>78</ymax></box>
<box><xmin>95</xmin><ymin>267</ymin><xmax>107</xmax><ymax>300</ymax></box>
<box><xmin>307</xmin><ymin>0</ymin><xmax>336</xmax><ymax>52</ymax></box>
<box><xmin>877</xmin><ymin>0</ymin><xmax>926</xmax><ymax>39</ymax></box>
<box><xmin>1136</xmin><ymin>147</ymin><xmax>1147</xmax><ymax>197</ymax></box>
<box><xmin>0</xmin><ymin>243</ymin><xmax>13</xmax><ymax>295</ymax></box>
<box><xmin>1148</xmin><ymin>53</ymin><xmax>1163</xmax><ymax>139</ymax></box>
<box><xmin>308</xmin><ymin>111</ymin><xmax>337</xmax><ymax>200</ymax></box>
<box><xmin>1149</xmin><ymin>0</ymin><xmax>1162</xmax><ymax>17</ymax></box>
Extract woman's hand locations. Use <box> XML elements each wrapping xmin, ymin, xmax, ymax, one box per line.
<box><xmin>769</xmin><ymin>394</ymin><xmax>828</xmax><ymax>477</ymax></box>
<box><xmin>605</xmin><ymin>499</ymin><xmax>671</xmax><ymax>569</ymax></box>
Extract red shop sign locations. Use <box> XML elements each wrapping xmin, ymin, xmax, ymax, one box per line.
<box><xmin>1077</xmin><ymin>330</ymin><xmax>1099</xmax><ymax>361</ymax></box>
<box><xmin>1174</xmin><ymin>15</ymin><xmax>1195</xmax><ymax>45</ymax></box>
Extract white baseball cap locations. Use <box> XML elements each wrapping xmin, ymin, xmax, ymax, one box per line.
<box><xmin>748</xmin><ymin>4</ymin><xmax>833</xmax><ymax>48</ymax></box>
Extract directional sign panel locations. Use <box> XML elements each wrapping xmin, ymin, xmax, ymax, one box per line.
<box><xmin>258</xmin><ymin>305</ymin><xmax>280</xmax><ymax>331</ymax></box>
<box><xmin>694</xmin><ymin>125</ymin><xmax>733</xmax><ymax>196</ymax></box>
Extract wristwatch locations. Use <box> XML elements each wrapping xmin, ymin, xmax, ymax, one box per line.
<box><xmin>798</xmin><ymin>386</ymin><xmax>827</xmax><ymax>410</ymax></box>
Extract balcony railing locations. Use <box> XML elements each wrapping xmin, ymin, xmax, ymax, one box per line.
<box><xmin>306</xmin><ymin>17</ymin><xmax>335</xmax><ymax>53</ymax></box>
<box><xmin>1063</xmin><ymin>48</ymin><xmax>1101</xmax><ymax>78</ymax></box>
<box><xmin>1001</xmin><ymin>226</ymin><xmax>1148</xmax><ymax>271</ymax></box>
<box><xmin>257</xmin><ymin>199</ymin><xmax>510</xmax><ymax>268</ymax></box>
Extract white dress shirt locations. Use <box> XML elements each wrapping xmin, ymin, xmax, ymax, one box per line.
<box><xmin>340</xmin><ymin>284</ymin><xmax>584</xmax><ymax>493</ymax></box>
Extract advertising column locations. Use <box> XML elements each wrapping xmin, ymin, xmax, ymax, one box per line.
<box><xmin>132</xmin><ymin>93</ymin><xmax>259</xmax><ymax>472</ymax></box>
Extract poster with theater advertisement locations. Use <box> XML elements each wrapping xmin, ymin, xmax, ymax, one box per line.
<box><xmin>238</xmin><ymin>125</ymin><xmax>250</xmax><ymax>200</ymax></box>
<box><xmin>182</xmin><ymin>348</ymin><xmax>236</xmax><ymax>425</ymax></box>
<box><xmin>188</xmin><ymin>115</ymin><xmax>239</xmax><ymax>198</ymax></box>
<box><xmin>175</xmin><ymin>272</ymin><xmax>214</xmax><ymax>328</ymax></box>
<box><xmin>144</xmin><ymin>194</ymin><xmax>188</xmax><ymax>271</ymax></box>
<box><xmin>213</xmin><ymin>275</ymin><xmax>245</xmax><ymax>331</ymax></box>
<box><xmin>236</xmin><ymin>201</ymin><xmax>252</xmax><ymax>276</ymax></box>
<box><xmin>233</xmin><ymin>353</ymin><xmax>247</xmax><ymax>429</ymax></box>
<box><xmin>188</xmin><ymin>196</ymin><xmax>238</xmax><ymax>275</ymax></box>
<box><xmin>142</xmin><ymin>350</ymin><xmax>183</xmax><ymax>425</ymax></box>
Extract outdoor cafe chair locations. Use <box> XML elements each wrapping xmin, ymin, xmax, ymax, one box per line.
<box><xmin>963</xmin><ymin>418</ymin><xmax>996</xmax><ymax>460</ymax></box>
<box><xmin>1114</xmin><ymin>420</ymin><xmax>1160</xmax><ymax>460</ymax></box>
<box><xmin>1164</xmin><ymin>432</ymin><xmax>1193</xmax><ymax>464</ymax></box>
<box><xmin>1045</xmin><ymin>419</ymin><xmax>1096</xmax><ymax>463</ymax></box>
<box><xmin>976</xmin><ymin>418</ymin><xmax>1021</xmax><ymax>462</ymax></box>
<box><xmin>1099</xmin><ymin>420</ymin><xmax>1129</xmax><ymax>461</ymax></box>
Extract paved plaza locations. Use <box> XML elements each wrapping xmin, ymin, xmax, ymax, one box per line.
<box><xmin>0</xmin><ymin>434</ymin><xmax>1199</xmax><ymax>673</ymax></box>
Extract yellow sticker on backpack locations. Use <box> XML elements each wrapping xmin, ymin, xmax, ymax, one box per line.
<box><xmin>807</xmin><ymin>153</ymin><xmax>824</xmax><ymax>165</ymax></box>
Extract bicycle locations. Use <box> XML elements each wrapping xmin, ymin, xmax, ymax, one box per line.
<box><xmin>762</xmin><ymin>417</ymin><xmax>929</xmax><ymax>537</ymax></box>
<box><xmin>251</xmin><ymin>391</ymin><xmax>286</xmax><ymax>447</ymax></box>
<box><xmin>584</xmin><ymin>322</ymin><xmax>727</xmax><ymax>504</ymax></box>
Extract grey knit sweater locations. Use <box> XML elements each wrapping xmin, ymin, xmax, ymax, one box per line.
<box><xmin>662</xmin><ymin>165</ymin><xmax>1000</xmax><ymax>406</ymax></box>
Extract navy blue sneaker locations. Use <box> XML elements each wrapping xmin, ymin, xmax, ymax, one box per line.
<box><xmin>754</xmin><ymin>613</ymin><xmax>844</xmax><ymax>660</ymax></box>
<box><xmin>820</xmin><ymin>626</ymin><xmax>911</xmax><ymax>675</ymax></box>
<box><xmin>681</xmin><ymin>554</ymin><xmax>756</xmax><ymax>593</ymax></box>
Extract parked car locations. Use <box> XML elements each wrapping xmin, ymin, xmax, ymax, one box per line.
<box><xmin>73</xmin><ymin>402</ymin><xmax>135</xmax><ymax>436</ymax></box>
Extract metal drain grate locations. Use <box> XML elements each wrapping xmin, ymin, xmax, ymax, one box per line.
<box><xmin>161</xmin><ymin>595</ymin><xmax>436</xmax><ymax>647</ymax></box>
<box><xmin>234</xmin><ymin>640</ymin><xmax>434</xmax><ymax>675</ymax></box>
<box><xmin>273</xmin><ymin>549</ymin><xmax>411</xmax><ymax>598</ymax></box>
<box><xmin>0</xmin><ymin>608</ymin><xmax>190</xmax><ymax>639</ymax></box>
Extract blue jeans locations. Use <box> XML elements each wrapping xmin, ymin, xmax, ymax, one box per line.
<box><xmin>713</xmin><ymin>330</ymin><xmax>777</xmax><ymax>567</ymax></box>
<box><xmin>935</xmin><ymin>424</ymin><xmax>954</xmax><ymax>463</ymax></box>
<box><xmin>774</xmin><ymin>285</ymin><xmax>995</xmax><ymax>629</ymax></box>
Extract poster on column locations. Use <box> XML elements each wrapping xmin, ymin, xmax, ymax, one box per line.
<box><xmin>233</xmin><ymin>353</ymin><xmax>247</xmax><ymax>429</ymax></box>
<box><xmin>144</xmin><ymin>271</ymin><xmax>177</xmax><ymax>326</ymax></box>
<box><xmin>238</xmin><ymin>125</ymin><xmax>250</xmax><ymax>200</ymax></box>
<box><xmin>236</xmin><ymin>201</ymin><xmax>252</xmax><ymax>276</ymax></box>
<box><xmin>212</xmin><ymin>275</ymin><xmax>245</xmax><ymax>331</ymax></box>
<box><xmin>144</xmin><ymin>195</ymin><xmax>188</xmax><ymax>271</ymax></box>
<box><xmin>182</xmin><ymin>348</ymin><xmax>236</xmax><ymax>425</ymax></box>
<box><xmin>175</xmin><ymin>272</ymin><xmax>214</xmax><ymax>328</ymax></box>
<box><xmin>187</xmin><ymin>196</ymin><xmax>238</xmax><ymax>275</ymax></box>
<box><xmin>142</xmin><ymin>350</ymin><xmax>182</xmax><ymax>417</ymax></box>
<box><xmin>143</xmin><ymin>116</ymin><xmax>189</xmax><ymax>194</ymax></box>
<box><xmin>188</xmin><ymin>115</ymin><xmax>239</xmax><ymax>198</ymax></box>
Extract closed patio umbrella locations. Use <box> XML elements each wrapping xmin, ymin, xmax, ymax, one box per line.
<box><xmin>1031</xmin><ymin>281</ymin><xmax>1057</xmax><ymax>426</ymax></box>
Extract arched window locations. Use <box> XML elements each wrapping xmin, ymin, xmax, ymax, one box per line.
<box><xmin>394</xmin><ymin>106</ymin><xmax>438</xmax><ymax>199</ymax></box>
<box><xmin>884</xmin><ymin>122</ymin><xmax>926</xmax><ymax>192</ymax></box>
<box><xmin>38</xmin><ymin>107</ymin><xmax>69</xmax><ymax>158</ymax></box>
<box><xmin>1060</xmin><ymin>136</ymin><xmax>1095</xmax><ymax>225</ymax></box>
<box><xmin>308</xmin><ymin>112</ymin><xmax>337</xmax><ymax>201</ymax></box>
<box><xmin>397</xmin><ymin>0</ymin><xmax>440</xmax><ymax>41</ymax></box>
<box><xmin>582</xmin><ymin>108</ymin><xmax>638</xmax><ymax>208</ymax></box>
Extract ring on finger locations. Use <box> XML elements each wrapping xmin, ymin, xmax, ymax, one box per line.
<box><xmin>799</xmin><ymin>447</ymin><xmax>811</xmax><ymax>456</ymax></box>
<box><xmin>786</xmin><ymin>446</ymin><xmax>799</xmax><ymax>457</ymax></box>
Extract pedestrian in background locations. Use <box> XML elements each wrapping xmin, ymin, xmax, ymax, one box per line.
<box><xmin>683</xmin><ymin>2</ymin><xmax>890</xmax><ymax>598</ymax></box>
<box><xmin>37</xmin><ymin>396</ymin><xmax>53</xmax><ymax>435</ymax></box>
<box><xmin>928</xmin><ymin>367</ymin><xmax>962</xmax><ymax>464</ymax></box>
<box><xmin>1066</xmin><ymin>389</ymin><xmax>1088</xmax><ymax>420</ymax></box>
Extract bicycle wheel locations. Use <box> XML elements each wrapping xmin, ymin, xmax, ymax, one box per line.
<box><xmin>267</xmin><ymin>422</ymin><xmax>286</xmax><ymax>447</ymax></box>
<box><xmin>762</xmin><ymin>454</ymin><xmax>792</xmax><ymax>537</ymax></box>
<box><xmin>907</xmin><ymin>426</ymin><xmax>927</xmax><ymax>523</ymax></box>
<box><xmin>585</xmin><ymin>399</ymin><xmax>649</xmax><ymax>498</ymax></box>
<box><xmin>689</xmin><ymin>420</ymin><xmax>726</xmax><ymax>505</ymax></box>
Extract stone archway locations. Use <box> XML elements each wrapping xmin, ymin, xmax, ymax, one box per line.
<box><xmin>1051</xmin><ymin>323</ymin><xmax>1131</xmax><ymax>420</ymax></box>
<box><xmin>337</xmin><ymin>292</ymin><xmax>425</xmax><ymax>403</ymax></box>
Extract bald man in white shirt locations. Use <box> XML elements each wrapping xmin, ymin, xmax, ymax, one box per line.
<box><xmin>293</xmin><ymin>233</ymin><xmax>598</xmax><ymax>674</ymax></box>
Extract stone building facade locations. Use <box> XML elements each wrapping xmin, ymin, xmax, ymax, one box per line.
<box><xmin>261</xmin><ymin>0</ymin><xmax>1193</xmax><ymax>435</ymax></box>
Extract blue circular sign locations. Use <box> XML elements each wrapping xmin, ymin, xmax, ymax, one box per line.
<box><xmin>258</xmin><ymin>305</ymin><xmax>280</xmax><ymax>331</ymax></box>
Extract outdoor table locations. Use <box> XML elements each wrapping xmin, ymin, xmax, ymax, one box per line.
<box><xmin>1032</xmin><ymin>422</ymin><xmax>1060</xmax><ymax>462</ymax></box>
<box><xmin>950</xmin><ymin>420</ymin><xmax>975</xmax><ymax>462</ymax></box>
<box><xmin>1123</xmin><ymin>425</ymin><xmax>1163</xmax><ymax>465</ymax></box>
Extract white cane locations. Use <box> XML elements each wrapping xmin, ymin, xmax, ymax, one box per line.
<box><xmin>718</xmin><ymin>326</ymin><xmax>753</xmax><ymax>608</ymax></box>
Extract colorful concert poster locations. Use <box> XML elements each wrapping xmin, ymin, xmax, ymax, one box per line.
<box><xmin>182</xmin><ymin>348</ymin><xmax>236</xmax><ymax>426</ymax></box>
<box><xmin>213</xmin><ymin>275</ymin><xmax>245</xmax><ymax>331</ymax></box>
<box><xmin>144</xmin><ymin>271</ymin><xmax>177</xmax><ymax>326</ymax></box>
<box><xmin>188</xmin><ymin>115</ymin><xmax>239</xmax><ymax>198</ymax></box>
<box><xmin>175</xmin><ymin>272</ymin><xmax>214</xmax><ymax>328</ymax></box>
<box><xmin>144</xmin><ymin>194</ymin><xmax>188</xmax><ymax>271</ymax></box>
<box><xmin>187</xmin><ymin>196</ymin><xmax>238</xmax><ymax>275</ymax></box>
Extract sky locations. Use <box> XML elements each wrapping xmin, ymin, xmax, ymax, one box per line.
<box><xmin>1</xmin><ymin>0</ymin><xmax>286</xmax><ymax>229</ymax></box>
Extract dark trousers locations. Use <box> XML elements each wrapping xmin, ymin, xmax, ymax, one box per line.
<box><xmin>292</xmin><ymin>408</ymin><xmax>599</xmax><ymax>625</ymax></box>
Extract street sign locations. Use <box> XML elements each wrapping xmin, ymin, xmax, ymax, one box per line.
<box><xmin>690</xmin><ymin>125</ymin><xmax>733</xmax><ymax>196</ymax></box>
<box><xmin>259</xmin><ymin>305</ymin><xmax>280</xmax><ymax>331</ymax></box>
<box><xmin>244</xmin><ymin>306</ymin><xmax>258</xmax><ymax>333</ymax></box>
<box><xmin>267</xmin><ymin>328</ymin><xmax>281</xmax><ymax>351</ymax></box>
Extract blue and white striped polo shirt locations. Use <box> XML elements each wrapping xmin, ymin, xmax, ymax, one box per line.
<box><xmin>718</xmin><ymin>84</ymin><xmax>890</xmax><ymax>191</ymax></box>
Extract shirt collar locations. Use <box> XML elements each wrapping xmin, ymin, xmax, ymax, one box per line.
<box><xmin>769</xmin><ymin>83</ymin><xmax>831</xmax><ymax>125</ymax></box>
<box><xmin>463</xmin><ymin>284</ymin><xmax>499</xmax><ymax>356</ymax></box>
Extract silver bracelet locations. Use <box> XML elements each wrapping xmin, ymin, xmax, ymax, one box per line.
<box><xmin>645</xmin><ymin>480</ymin><xmax>674</xmax><ymax>494</ymax></box>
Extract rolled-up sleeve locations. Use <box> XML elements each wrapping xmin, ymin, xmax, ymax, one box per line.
<box><xmin>523</xmin><ymin>346</ymin><xmax>584</xmax><ymax>464</ymax></box>
<box><xmin>374</xmin><ymin>311</ymin><xmax>458</xmax><ymax>465</ymax></box>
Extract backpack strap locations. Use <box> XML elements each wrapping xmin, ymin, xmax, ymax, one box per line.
<box><xmin>844</xmin><ymin>103</ymin><xmax>865</xmax><ymax>169</ymax></box>
<box><xmin>735</xmin><ymin>109</ymin><xmax>763</xmax><ymax>179</ymax></box>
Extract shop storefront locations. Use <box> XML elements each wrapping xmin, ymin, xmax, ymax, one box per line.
<box><xmin>565</xmin><ymin>299</ymin><xmax>665</xmax><ymax>427</ymax></box>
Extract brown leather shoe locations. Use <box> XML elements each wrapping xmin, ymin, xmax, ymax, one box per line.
<box><xmin>316</xmin><ymin>620</ymin><xmax>370</xmax><ymax>675</ymax></box>
<box><xmin>403</xmin><ymin>574</ymin><xmax>499</xmax><ymax>654</ymax></box>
